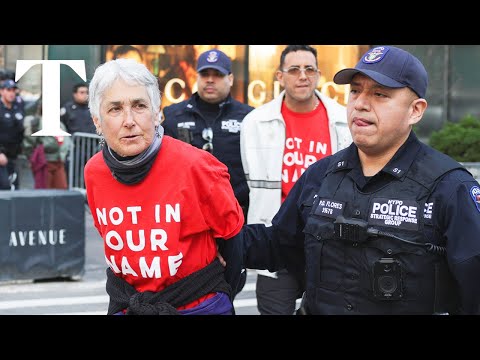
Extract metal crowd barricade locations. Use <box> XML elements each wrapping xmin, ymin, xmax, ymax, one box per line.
<box><xmin>68</xmin><ymin>132</ymin><xmax>101</xmax><ymax>196</ymax></box>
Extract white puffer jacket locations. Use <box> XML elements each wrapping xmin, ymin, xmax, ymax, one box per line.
<box><xmin>240</xmin><ymin>90</ymin><xmax>352</xmax><ymax>278</ymax></box>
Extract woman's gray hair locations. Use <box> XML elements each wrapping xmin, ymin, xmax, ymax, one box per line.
<box><xmin>88</xmin><ymin>58</ymin><xmax>161</xmax><ymax>120</ymax></box>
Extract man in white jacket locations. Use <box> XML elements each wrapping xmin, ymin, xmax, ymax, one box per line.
<box><xmin>240</xmin><ymin>45</ymin><xmax>352</xmax><ymax>315</ymax></box>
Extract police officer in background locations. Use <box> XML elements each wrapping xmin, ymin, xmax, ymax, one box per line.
<box><xmin>0</xmin><ymin>69</ymin><xmax>24</xmax><ymax>113</ymax></box>
<box><xmin>162</xmin><ymin>49</ymin><xmax>254</xmax><ymax>219</ymax></box>
<box><xmin>0</xmin><ymin>79</ymin><xmax>25</xmax><ymax>189</ymax></box>
<box><xmin>229</xmin><ymin>46</ymin><xmax>480</xmax><ymax>314</ymax></box>
<box><xmin>60</xmin><ymin>82</ymin><xmax>95</xmax><ymax>184</ymax></box>
<box><xmin>60</xmin><ymin>82</ymin><xmax>95</xmax><ymax>135</ymax></box>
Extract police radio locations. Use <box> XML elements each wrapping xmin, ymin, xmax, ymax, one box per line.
<box><xmin>333</xmin><ymin>215</ymin><xmax>369</xmax><ymax>243</ymax></box>
<box><xmin>333</xmin><ymin>215</ymin><xmax>446</xmax><ymax>255</ymax></box>
<box><xmin>333</xmin><ymin>215</ymin><xmax>446</xmax><ymax>301</ymax></box>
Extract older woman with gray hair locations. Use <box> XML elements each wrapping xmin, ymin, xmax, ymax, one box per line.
<box><xmin>85</xmin><ymin>58</ymin><xmax>244</xmax><ymax>315</ymax></box>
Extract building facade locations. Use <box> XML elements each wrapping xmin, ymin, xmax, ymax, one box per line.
<box><xmin>1</xmin><ymin>45</ymin><xmax>479</xmax><ymax>140</ymax></box>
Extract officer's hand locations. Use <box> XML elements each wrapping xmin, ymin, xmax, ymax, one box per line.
<box><xmin>216</xmin><ymin>244</ymin><xmax>227</xmax><ymax>267</ymax></box>
<box><xmin>216</xmin><ymin>234</ymin><xmax>247</xmax><ymax>298</ymax></box>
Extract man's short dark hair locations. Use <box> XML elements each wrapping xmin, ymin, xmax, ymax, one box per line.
<box><xmin>279</xmin><ymin>45</ymin><xmax>318</xmax><ymax>69</ymax></box>
<box><xmin>112</xmin><ymin>45</ymin><xmax>143</xmax><ymax>61</ymax></box>
<box><xmin>73</xmin><ymin>82</ymin><xmax>88</xmax><ymax>93</ymax></box>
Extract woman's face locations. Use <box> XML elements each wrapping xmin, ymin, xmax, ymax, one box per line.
<box><xmin>93</xmin><ymin>79</ymin><xmax>158</xmax><ymax>157</ymax></box>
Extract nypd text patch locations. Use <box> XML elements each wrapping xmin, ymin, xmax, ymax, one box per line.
<box><xmin>424</xmin><ymin>202</ymin><xmax>434</xmax><ymax>219</ymax></box>
<box><xmin>369</xmin><ymin>197</ymin><xmax>418</xmax><ymax>231</ymax></box>
<box><xmin>221</xmin><ymin>119</ymin><xmax>241</xmax><ymax>133</ymax></box>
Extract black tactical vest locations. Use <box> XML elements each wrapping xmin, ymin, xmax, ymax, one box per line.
<box><xmin>303</xmin><ymin>143</ymin><xmax>466</xmax><ymax>314</ymax></box>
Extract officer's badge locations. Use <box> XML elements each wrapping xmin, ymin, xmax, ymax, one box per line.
<box><xmin>469</xmin><ymin>185</ymin><xmax>480</xmax><ymax>213</ymax></box>
<box><xmin>363</xmin><ymin>46</ymin><xmax>389</xmax><ymax>64</ymax></box>
<box><xmin>15</xmin><ymin>112</ymin><xmax>23</xmax><ymax>120</ymax></box>
<box><xmin>206</xmin><ymin>51</ymin><xmax>219</xmax><ymax>63</ymax></box>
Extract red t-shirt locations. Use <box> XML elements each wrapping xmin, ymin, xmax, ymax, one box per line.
<box><xmin>281</xmin><ymin>100</ymin><xmax>332</xmax><ymax>202</ymax></box>
<box><xmin>84</xmin><ymin>135</ymin><xmax>244</xmax><ymax>309</ymax></box>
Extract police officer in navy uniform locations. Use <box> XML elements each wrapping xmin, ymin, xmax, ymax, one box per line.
<box><xmin>0</xmin><ymin>79</ymin><xmax>25</xmax><ymax>189</ymax></box>
<box><xmin>60</xmin><ymin>82</ymin><xmax>95</xmax><ymax>185</ymax></box>
<box><xmin>162</xmin><ymin>49</ymin><xmax>254</xmax><ymax>220</ymax></box>
<box><xmin>0</xmin><ymin>69</ymin><xmax>25</xmax><ymax>114</ymax></box>
<box><xmin>60</xmin><ymin>83</ymin><xmax>95</xmax><ymax>135</ymax></box>
<box><xmin>231</xmin><ymin>46</ymin><xmax>480</xmax><ymax>314</ymax></box>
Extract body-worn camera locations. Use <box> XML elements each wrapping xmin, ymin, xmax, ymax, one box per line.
<box><xmin>372</xmin><ymin>258</ymin><xmax>404</xmax><ymax>300</ymax></box>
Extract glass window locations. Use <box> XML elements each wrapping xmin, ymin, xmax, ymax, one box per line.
<box><xmin>247</xmin><ymin>45</ymin><xmax>368</xmax><ymax>107</ymax></box>
<box><xmin>105</xmin><ymin>45</ymin><xmax>248</xmax><ymax>108</ymax></box>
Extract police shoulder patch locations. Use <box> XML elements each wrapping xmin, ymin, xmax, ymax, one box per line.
<box><xmin>469</xmin><ymin>185</ymin><xmax>480</xmax><ymax>213</ymax></box>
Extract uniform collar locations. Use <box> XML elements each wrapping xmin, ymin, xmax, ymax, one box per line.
<box><xmin>381</xmin><ymin>131</ymin><xmax>421</xmax><ymax>179</ymax></box>
<box><xmin>0</xmin><ymin>98</ymin><xmax>20</xmax><ymax>111</ymax></box>
<box><xmin>332</xmin><ymin>131</ymin><xmax>422</xmax><ymax>185</ymax></box>
<box><xmin>73</xmin><ymin>101</ymin><xmax>89</xmax><ymax>108</ymax></box>
<box><xmin>186</xmin><ymin>93</ymin><xmax>232</xmax><ymax>112</ymax></box>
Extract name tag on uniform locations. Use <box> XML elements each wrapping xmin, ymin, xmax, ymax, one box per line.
<box><xmin>178</xmin><ymin>122</ymin><xmax>196</xmax><ymax>129</ymax></box>
<box><xmin>314</xmin><ymin>198</ymin><xmax>345</xmax><ymax>219</ymax></box>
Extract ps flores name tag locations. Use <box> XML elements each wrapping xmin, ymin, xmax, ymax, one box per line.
<box><xmin>369</xmin><ymin>197</ymin><xmax>419</xmax><ymax>231</ymax></box>
<box><xmin>314</xmin><ymin>198</ymin><xmax>345</xmax><ymax>219</ymax></box>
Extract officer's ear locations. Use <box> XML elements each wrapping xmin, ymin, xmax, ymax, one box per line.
<box><xmin>409</xmin><ymin>98</ymin><xmax>428</xmax><ymax>126</ymax></box>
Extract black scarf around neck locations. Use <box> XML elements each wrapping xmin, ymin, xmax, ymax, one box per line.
<box><xmin>102</xmin><ymin>126</ymin><xmax>164</xmax><ymax>185</ymax></box>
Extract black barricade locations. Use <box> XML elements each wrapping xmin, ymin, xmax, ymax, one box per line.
<box><xmin>0</xmin><ymin>189</ymin><xmax>85</xmax><ymax>281</ymax></box>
